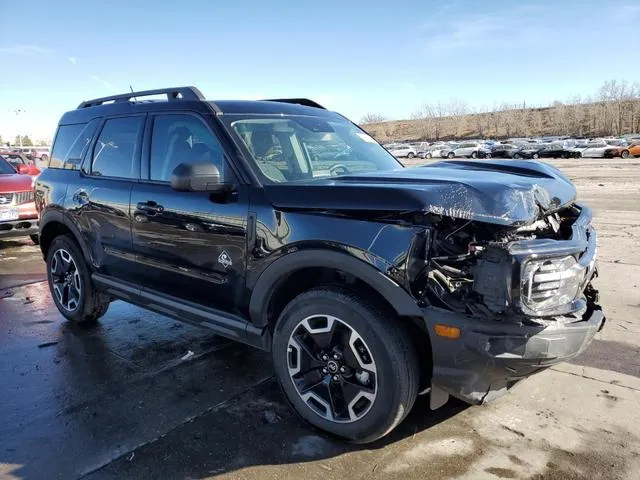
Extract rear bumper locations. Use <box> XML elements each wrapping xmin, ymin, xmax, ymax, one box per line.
<box><xmin>423</xmin><ymin>302</ymin><xmax>605</xmax><ymax>406</ymax></box>
<box><xmin>0</xmin><ymin>218</ymin><xmax>39</xmax><ymax>239</ymax></box>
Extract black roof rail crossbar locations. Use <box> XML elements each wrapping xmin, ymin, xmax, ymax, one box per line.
<box><xmin>264</xmin><ymin>98</ymin><xmax>326</xmax><ymax>110</ymax></box>
<box><xmin>77</xmin><ymin>86</ymin><xmax>205</xmax><ymax>109</ymax></box>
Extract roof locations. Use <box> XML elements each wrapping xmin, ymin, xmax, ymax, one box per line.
<box><xmin>58</xmin><ymin>86</ymin><xmax>341</xmax><ymax>125</ymax></box>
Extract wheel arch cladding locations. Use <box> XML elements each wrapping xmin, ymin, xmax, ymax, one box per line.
<box><xmin>248</xmin><ymin>249</ymin><xmax>423</xmax><ymax>328</ymax></box>
<box><xmin>39</xmin><ymin>211</ymin><xmax>93</xmax><ymax>266</ymax></box>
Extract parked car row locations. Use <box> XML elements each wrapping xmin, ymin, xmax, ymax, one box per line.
<box><xmin>3</xmin><ymin>146</ymin><xmax>51</xmax><ymax>169</ymax></box>
<box><xmin>0</xmin><ymin>154</ymin><xmax>39</xmax><ymax>244</ymax></box>
<box><xmin>386</xmin><ymin>136</ymin><xmax>640</xmax><ymax>160</ymax></box>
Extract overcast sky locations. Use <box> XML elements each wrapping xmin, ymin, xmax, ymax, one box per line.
<box><xmin>1</xmin><ymin>0</ymin><xmax>639</xmax><ymax>140</ymax></box>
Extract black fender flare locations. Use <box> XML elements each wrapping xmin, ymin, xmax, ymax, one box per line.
<box><xmin>248</xmin><ymin>249</ymin><xmax>423</xmax><ymax>327</ymax></box>
<box><xmin>39</xmin><ymin>208</ymin><xmax>96</xmax><ymax>267</ymax></box>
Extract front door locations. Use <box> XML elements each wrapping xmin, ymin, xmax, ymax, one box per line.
<box><xmin>130</xmin><ymin>112</ymin><xmax>248</xmax><ymax>314</ymax></box>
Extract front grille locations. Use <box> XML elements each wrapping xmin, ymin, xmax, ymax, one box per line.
<box><xmin>15</xmin><ymin>191</ymin><xmax>34</xmax><ymax>204</ymax></box>
<box><xmin>0</xmin><ymin>191</ymin><xmax>34</xmax><ymax>205</ymax></box>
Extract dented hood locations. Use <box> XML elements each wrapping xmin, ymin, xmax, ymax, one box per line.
<box><xmin>262</xmin><ymin>160</ymin><xmax>577</xmax><ymax>226</ymax></box>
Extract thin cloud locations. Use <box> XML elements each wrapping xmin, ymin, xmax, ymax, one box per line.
<box><xmin>91</xmin><ymin>76</ymin><xmax>118</xmax><ymax>92</ymax></box>
<box><xmin>422</xmin><ymin>4</ymin><xmax>547</xmax><ymax>53</ymax></box>
<box><xmin>68</xmin><ymin>57</ymin><xmax>77</xmax><ymax>65</ymax></box>
<box><xmin>0</xmin><ymin>45</ymin><xmax>49</xmax><ymax>55</ymax></box>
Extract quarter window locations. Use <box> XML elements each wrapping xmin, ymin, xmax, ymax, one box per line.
<box><xmin>91</xmin><ymin>117</ymin><xmax>143</xmax><ymax>178</ymax></box>
<box><xmin>50</xmin><ymin>120</ymin><xmax>99</xmax><ymax>169</ymax></box>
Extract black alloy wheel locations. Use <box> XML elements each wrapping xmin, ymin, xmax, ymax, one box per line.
<box><xmin>287</xmin><ymin>314</ymin><xmax>377</xmax><ymax>423</ymax></box>
<box><xmin>272</xmin><ymin>288</ymin><xmax>419</xmax><ymax>443</ymax></box>
<box><xmin>50</xmin><ymin>248</ymin><xmax>82</xmax><ymax>312</ymax></box>
<box><xmin>46</xmin><ymin>234</ymin><xmax>111</xmax><ymax>324</ymax></box>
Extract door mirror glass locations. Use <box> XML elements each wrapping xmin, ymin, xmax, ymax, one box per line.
<box><xmin>171</xmin><ymin>163</ymin><xmax>228</xmax><ymax>192</ymax></box>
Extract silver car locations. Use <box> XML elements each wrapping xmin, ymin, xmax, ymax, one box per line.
<box><xmin>386</xmin><ymin>143</ymin><xmax>417</xmax><ymax>158</ymax></box>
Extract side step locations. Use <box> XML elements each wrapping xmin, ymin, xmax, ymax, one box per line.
<box><xmin>92</xmin><ymin>274</ymin><xmax>270</xmax><ymax>350</ymax></box>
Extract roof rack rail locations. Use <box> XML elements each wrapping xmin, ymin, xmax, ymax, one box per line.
<box><xmin>77</xmin><ymin>86</ymin><xmax>205</xmax><ymax>109</ymax></box>
<box><xmin>264</xmin><ymin>98</ymin><xmax>326</xmax><ymax>110</ymax></box>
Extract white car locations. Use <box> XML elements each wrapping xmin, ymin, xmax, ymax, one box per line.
<box><xmin>581</xmin><ymin>140</ymin><xmax>612</xmax><ymax>158</ymax></box>
<box><xmin>386</xmin><ymin>143</ymin><xmax>417</xmax><ymax>158</ymax></box>
<box><xmin>453</xmin><ymin>141</ymin><xmax>489</xmax><ymax>158</ymax></box>
<box><xmin>420</xmin><ymin>144</ymin><xmax>447</xmax><ymax>159</ymax></box>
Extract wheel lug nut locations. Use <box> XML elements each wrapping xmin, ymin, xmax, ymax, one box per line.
<box><xmin>332</xmin><ymin>375</ymin><xmax>340</xmax><ymax>381</ymax></box>
<box><xmin>340</xmin><ymin>366</ymin><xmax>346</xmax><ymax>373</ymax></box>
<box><xmin>322</xmin><ymin>368</ymin><xmax>328</xmax><ymax>374</ymax></box>
<box><xmin>321</xmin><ymin>354</ymin><xmax>329</xmax><ymax>361</ymax></box>
<box><xmin>333</xmin><ymin>353</ymin><xmax>340</xmax><ymax>360</ymax></box>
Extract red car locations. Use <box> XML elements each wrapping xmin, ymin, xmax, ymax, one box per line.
<box><xmin>0</xmin><ymin>151</ymin><xmax>41</xmax><ymax>176</ymax></box>
<box><xmin>0</xmin><ymin>155</ymin><xmax>39</xmax><ymax>244</ymax></box>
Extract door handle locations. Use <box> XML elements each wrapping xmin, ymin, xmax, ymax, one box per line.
<box><xmin>72</xmin><ymin>189</ymin><xmax>89</xmax><ymax>205</ymax></box>
<box><xmin>136</xmin><ymin>201</ymin><xmax>164</xmax><ymax>215</ymax></box>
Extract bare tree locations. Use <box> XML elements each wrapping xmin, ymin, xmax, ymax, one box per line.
<box><xmin>410</xmin><ymin>104</ymin><xmax>436</xmax><ymax>140</ymax></box>
<box><xmin>360</xmin><ymin>113</ymin><xmax>387</xmax><ymax>124</ymax></box>
<box><xmin>446</xmin><ymin>98</ymin><xmax>469</xmax><ymax>138</ymax></box>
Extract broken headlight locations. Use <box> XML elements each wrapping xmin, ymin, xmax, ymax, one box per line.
<box><xmin>521</xmin><ymin>256</ymin><xmax>584</xmax><ymax>315</ymax></box>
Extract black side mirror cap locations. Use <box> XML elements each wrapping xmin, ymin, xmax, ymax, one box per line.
<box><xmin>171</xmin><ymin>163</ymin><xmax>228</xmax><ymax>192</ymax></box>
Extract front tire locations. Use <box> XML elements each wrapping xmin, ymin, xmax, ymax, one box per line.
<box><xmin>447</xmin><ymin>152</ymin><xmax>455</xmax><ymax>159</ymax></box>
<box><xmin>272</xmin><ymin>287</ymin><xmax>419</xmax><ymax>443</ymax></box>
<box><xmin>407</xmin><ymin>152</ymin><xmax>415</xmax><ymax>159</ymax></box>
<box><xmin>46</xmin><ymin>234</ymin><xmax>110</xmax><ymax>325</ymax></box>
<box><xmin>470</xmin><ymin>151</ymin><xmax>477</xmax><ymax>159</ymax></box>
<box><xmin>621</xmin><ymin>150</ymin><xmax>629</xmax><ymax>159</ymax></box>
<box><xmin>513</xmin><ymin>153</ymin><xmax>522</xmax><ymax>159</ymax></box>
<box><xmin>30</xmin><ymin>234</ymin><xmax>40</xmax><ymax>245</ymax></box>
<box><xmin>426</xmin><ymin>153</ymin><xmax>432</xmax><ymax>159</ymax></box>
<box><xmin>532</xmin><ymin>153</ymin><xmax>540</xmax><ymax>159</ymax></box>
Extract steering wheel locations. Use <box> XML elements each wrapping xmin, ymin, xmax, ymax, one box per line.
<box><xmin>329</xmin><ymin>164</ymin><xmax>350</xmax><ymax>176</ymax></box>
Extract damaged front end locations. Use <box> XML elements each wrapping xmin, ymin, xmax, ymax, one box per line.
<box><xmin>412</xmin><ymin>204</ymin><xmax>605</xmax><ymax>407</ymax></box>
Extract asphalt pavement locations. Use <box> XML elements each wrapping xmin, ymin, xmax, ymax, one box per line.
<box><xmin>1</xmin><ymin>157</ymin><xmax>639</xmax><ymax>480</ymax></box>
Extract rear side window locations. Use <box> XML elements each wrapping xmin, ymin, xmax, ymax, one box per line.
<box><xmin>49</xmin><ymin>120</ymin><xmax>99</xmax><ymax>169</ymax></box>
<box><xmin>91</xmin><ymin>116</ymin><xmax>144</xmax><ymax>179</ymax></box>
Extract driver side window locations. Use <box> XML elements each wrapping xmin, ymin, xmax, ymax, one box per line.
<box><xmin>150</xmin><ymin>114</ymin><xmax>225</xmax><ymax>182</ymax></box>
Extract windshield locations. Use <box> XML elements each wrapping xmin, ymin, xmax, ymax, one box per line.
<box><xmin>0</xmin><ymin>156</ymin><xmax>17</xmax><ymax>174</ymax></box>
<box><xmin>224</xmin><ymin>115</ymin><xmax>402</xmax><ymax>183</ymax></box>
<box><xmin>3</xmin><ymin>154</ymin><xmax>24</xmax><ymax>166</ymax></box>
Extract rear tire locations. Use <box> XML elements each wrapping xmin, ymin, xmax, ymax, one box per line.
<box><xmin>621</xmin><ymin>150</ymin><xmax>629</xmax><ymax>159</ymax></box>
<box><xmin>532</xmin><ymin>153</ymin><xmax>540</xmax><ymax>159</ymax></box>
<box><xmin>447</xmin><ymin>152</ymin><xmax>455</xmax><ymax>159</ymax></box>
<box><xmin>426</xmin><ymin>153</ymin><xmax>432</xmax><ymax>159</ymax></box>
<box><xmin>407</xmin><ymin>152</ymin><xmax>415</xmax><ymax>159</ymax></box>
<box><xmin>470</xmin><ymin>151</ymin><xmax>478</xmax><ymax>159</ymax></box>
<box><xmin>272</xmin><ymin>287</ymin><xmax>419</xmax><ymax>444</ymax></box>
<box><xmin>46</xmin><ymin>234</ymin><xmax>110</xmax><ymax>325</ymax></box>
<box><xmin>513</xmin><ymin>153</ymin><xmax>522</xmax><ymax>159</ymax></box>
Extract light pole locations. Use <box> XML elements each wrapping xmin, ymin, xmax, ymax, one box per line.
<box><xmin>14</xmin><ymin>109</ymin><xmax>25</xmax><ymax>147</ymax></box>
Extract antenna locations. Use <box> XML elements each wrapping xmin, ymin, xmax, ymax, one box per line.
<box><xmin>130</xmin><ymin>85</ymin><xmax>137</xmax><ymax>102</ymax></box>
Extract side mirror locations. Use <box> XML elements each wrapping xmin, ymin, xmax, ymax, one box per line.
<box><xmin>16</xmin><ymin>164</ymin><xmax>30</xmax><ymax>175</ymax></box>
<box><xmin>171</xmin><ymin>163</ymin><xmax>227</xmax><ymax>192</ymax></box>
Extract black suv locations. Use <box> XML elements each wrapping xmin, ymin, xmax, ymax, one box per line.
<box><xmin>36</xmin><ymin>87</ymin><xmax>604</xmax><ymax>443</ymax></box>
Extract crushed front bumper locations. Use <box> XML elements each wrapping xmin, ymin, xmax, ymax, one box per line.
<box><xmin>423</xmin><ymin>303</ymin><xmax>605</xmax><ymax>406</ymax></box>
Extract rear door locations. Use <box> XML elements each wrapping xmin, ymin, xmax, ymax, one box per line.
<box><xmin>130</xmin><ymin>112</ymin><xmax>249</xmax><ymax>313</ymax></box>
<box><xmin>67</xmin><ymin>115</ymin><xmax>145</xmax><ymax>279</ymax></box>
